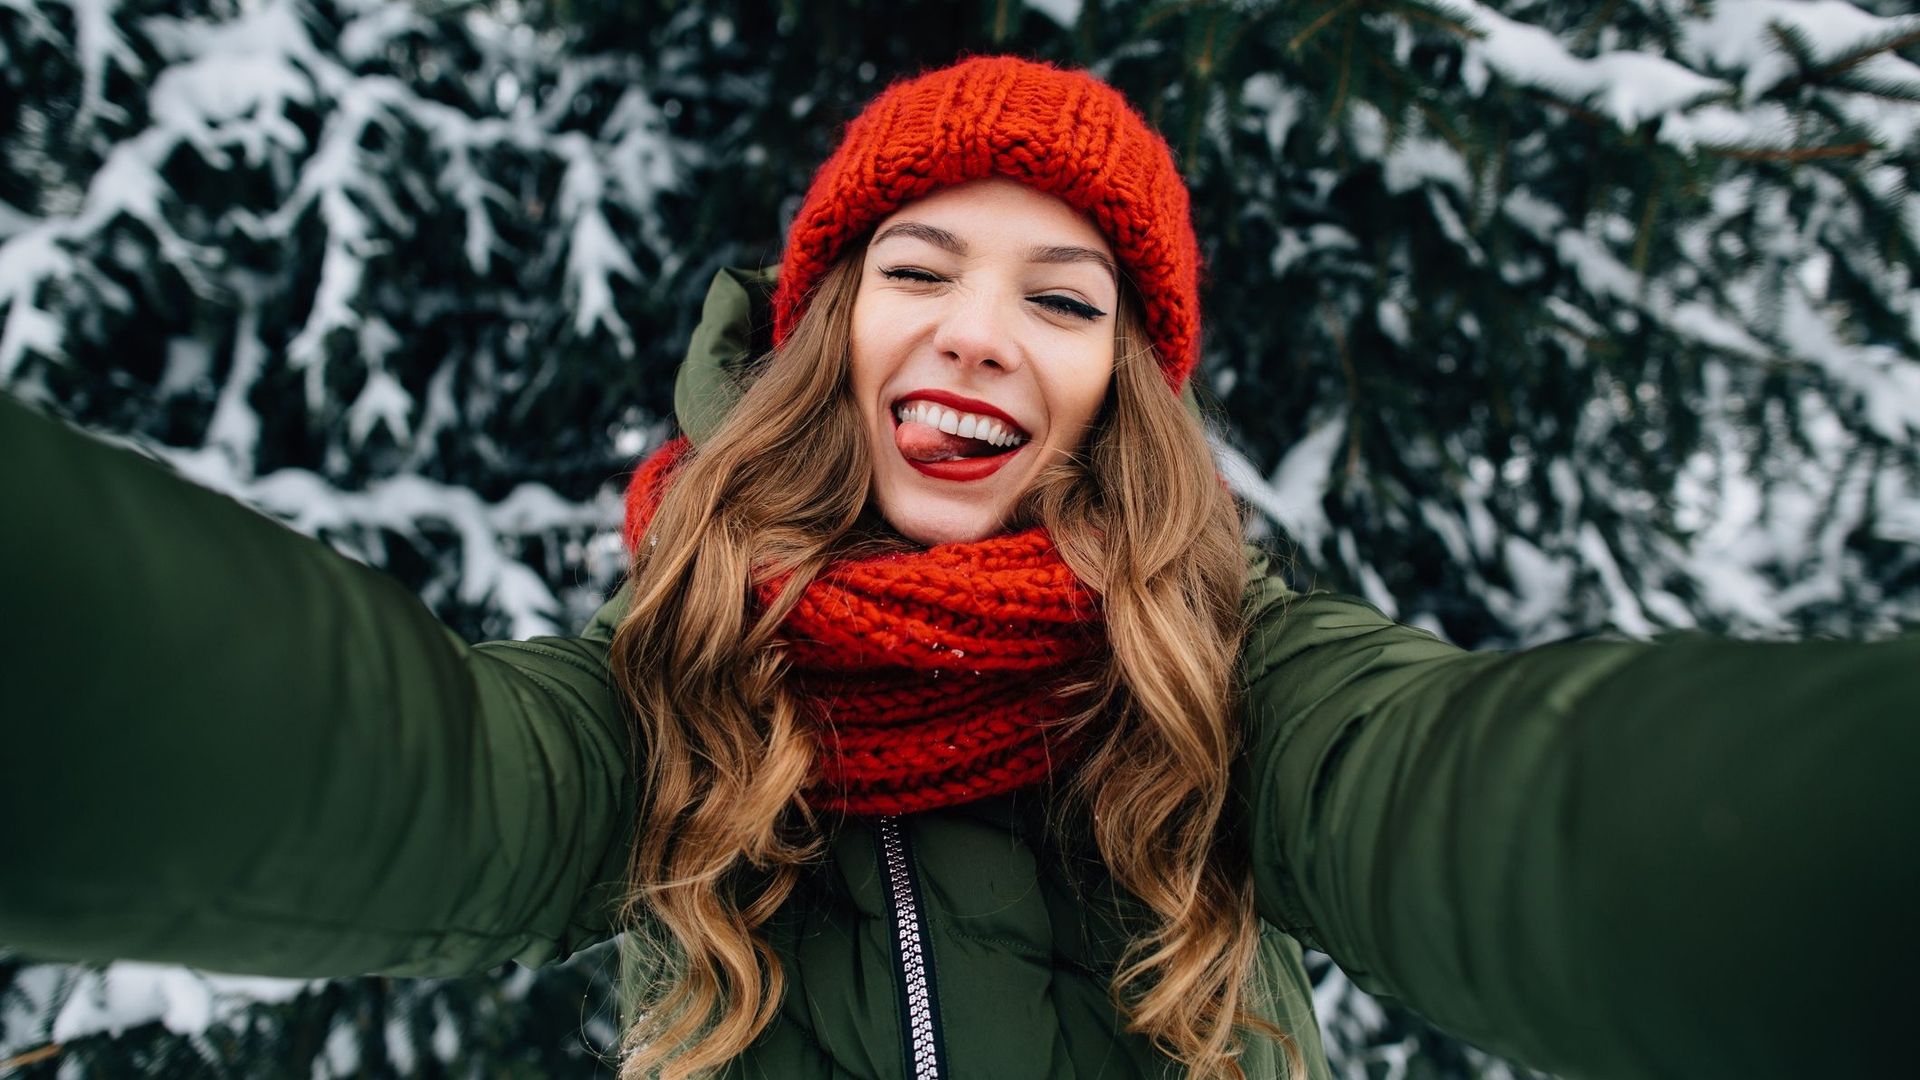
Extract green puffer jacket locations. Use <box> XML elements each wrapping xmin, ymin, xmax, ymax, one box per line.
<box><xmin>2</xmin><ymin>269</ymin><xmax>1916</xmax><ymax>1079</ymax></box>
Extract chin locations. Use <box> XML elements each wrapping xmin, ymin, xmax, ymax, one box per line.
<box><xmin>876</xmin><ymin>496</ymin><xmax>1010</xmax><ymax>547</ymax></box>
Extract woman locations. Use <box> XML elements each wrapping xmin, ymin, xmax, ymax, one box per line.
<box><xmin>2</xmin><ymin>56</ymin><xmax>1915</xmax><ymax>1080</ymax></box>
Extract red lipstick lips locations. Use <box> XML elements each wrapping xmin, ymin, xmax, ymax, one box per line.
<box><xmin>891</xmin><ymin>389</ymin><xmax>1028</xmax><ymax>483</ymax></box>
<box><xmin>906</xmin><ymin>453</ymin><xmax>1019</xmax><ymax>481</ymax></box>
<box><xmin>893</xmin><ymin>389</ymin><xmax>1027</xmax><ymax>434</ymax></box>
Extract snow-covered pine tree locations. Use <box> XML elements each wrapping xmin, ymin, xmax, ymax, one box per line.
<box><xmin>0</xmin><ymin>0</ymin><xmax>693</xmax><ymax>640</ymax></box>
<box><xmin>0</xmin><ymin>0</ymin><xmax>669</xmax><ymax>1073</ymax></box>
<box><xmin>3</xmin><ymin>0</ymin><xmax>1916</xmax><ymax>1076</ymax></box>
<box><xmin>1177</xmin><ymin>0</ymin><xmax>1920</xmax><ymax>650</ymax></box>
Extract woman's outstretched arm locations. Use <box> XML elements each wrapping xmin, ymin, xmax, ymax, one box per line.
<box><xmin>0</xmin><ymin>394</ymin><xmax>636</xmax><ymax>977</ymax></box>
<box><xmin>1234</xmin><ymin>568</ymin><xmax>1918</xmax><ymax>1079</ymax></box>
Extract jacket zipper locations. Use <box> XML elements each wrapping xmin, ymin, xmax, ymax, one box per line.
<box><xmin>877</xmin><ymin>815</ymin><xmax>948</xmax><ymax>1080</ymax></box>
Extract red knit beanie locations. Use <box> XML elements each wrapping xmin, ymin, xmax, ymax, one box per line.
<box><xmin>772</xmin><ymin>55</ymin><xmax>1203</xmax><ymax>390</ymax></box>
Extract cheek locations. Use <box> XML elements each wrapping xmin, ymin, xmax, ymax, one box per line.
<box><xmin>848</xmin><ymin>302</ymin><xmax>905</xmax><ymax>399</ymax></box>
<box><xmin>847</xmin><ymin>321</ymin><xmax>877</xmax><ymax>395</ymax></box>
<box><xmin>1055</xmin><ymin>351</ymin><xmax>1115</xmax><ymax>446</ymax></box>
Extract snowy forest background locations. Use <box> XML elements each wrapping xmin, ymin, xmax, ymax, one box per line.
<box><xmin>3</xmin><ymin>0</ymin><xmax>1918</xmax><ymax>1075</ymax></box>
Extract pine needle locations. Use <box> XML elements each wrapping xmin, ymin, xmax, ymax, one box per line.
<box><xmin>1289</xmin><ymin>0</ymin><xmax>1359</xmax><ymax>54</ymax></box>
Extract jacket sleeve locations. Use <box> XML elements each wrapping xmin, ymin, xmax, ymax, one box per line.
<box><xmin>0</xmin><ymin>394</ymin><xmax>637</xmax><ymax>978</ymax></box>
<box><xmin>1233</xmin><ymin>568</ymin><xmax>1920</xmax><ymax>1079</ymax></box>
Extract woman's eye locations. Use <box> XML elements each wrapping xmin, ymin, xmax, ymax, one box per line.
<box><xmin>1030</xmin><ymin>294</ymin><xmax>1107</xmax><ymax>321</ymax></box>
<box><xmin>880</xmin><ymin>267</ymin><xmax>944</xmax><ymax>283</ymax></box>
<box><xmin>878</xmin><ymin>268</ymin><xmax>1104</xmax><ymax>321</ymax></box>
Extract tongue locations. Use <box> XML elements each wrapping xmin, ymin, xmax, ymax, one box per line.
<box><xmin>896</xmin><ymin>421</ymin><xmax>1001</xmax><ymax>463</ymax></box>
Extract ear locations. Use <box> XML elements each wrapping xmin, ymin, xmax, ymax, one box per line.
<box><xmin>673</xmin><ymin>266</ymin><xmax>779</xmax><ymax>445</ymax></box>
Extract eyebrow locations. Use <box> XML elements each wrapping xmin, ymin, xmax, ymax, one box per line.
<box><xmin>1028</xmin><ymin>244</ymin><xmax>1118</xmax><ymax>283</ymax></box>
<box><xmin>872</xmin><ymin>221</ymin><xmax>1118</xmax><ymax>283</ymax></box>
<box><xmin>873</xmin><ymin>221</ymin><xmax>964</xmax><ymax>254</ymax></box>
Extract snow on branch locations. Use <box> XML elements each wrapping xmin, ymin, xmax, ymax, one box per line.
<box><xmin>163</xmin><ymin>436</ymin><xmax>622</xmax><ymax>640</ymax></box>
<box><xmin>1443</xmin><ymin>0</ymin><xmax>1731</xmax><ymax>126</ymax></box>
<box><xmin>1439</xmin><ymin>0</ymin><xmax>1920</xmax><ymax>156</ymax></box>
<box><xmin>0</xmin><ymin>0</ymin><xmax>685</xmax><ymax>627</ymax></box>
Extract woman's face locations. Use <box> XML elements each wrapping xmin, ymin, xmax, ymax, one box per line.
<box><xmin>849</xmin><ymin>178</ymin><xmax>1119</xmax><ymax>546</ymax></box>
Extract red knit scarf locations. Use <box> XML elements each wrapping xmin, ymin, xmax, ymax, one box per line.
<box><xmin>622</xmin><ymin>438</ymin><xmax>1104</xmax><ymax>816</ymax></box>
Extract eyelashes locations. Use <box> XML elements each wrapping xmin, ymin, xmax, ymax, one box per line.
<box><xmin>878</xmin><ymin>267</ymin><xmax>1108</xmax><ymax>322</ymax></box>
<box><xmin>1032</xmin><ymin>294</ymin><xmax>1108</xmax><ymax>321</ymax></box>
<box><xmin>879</xmin><ymin>267</ymin><xmax>943</xmax><ymax>284</ymax></box>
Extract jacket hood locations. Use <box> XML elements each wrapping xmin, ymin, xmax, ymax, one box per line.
<box><xmin>673</xmin><ymin>266</ymin><xmax>779</xmax><ymax>447</ymax></box>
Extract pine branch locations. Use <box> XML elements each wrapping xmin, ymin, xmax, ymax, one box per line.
<box><xmin>1837</xmin><ymin>170</ymin><xmax>1920</xmax><ymax>269</ymax></box>
<box><xmin>1323</xmin><ymin>302</ymin><xmax>1363</xmax><ymax>477</ymax></box>
<box><xmin>1141</xmin><ymin>0</ymin><xmax>1219</xmax><ymax>33</ymax></box>
<box><xmin>1768</xmin><ymin>25</ymin><xmax>1920</xmax><ymax>97</ymax></box>
<box><xmin>1288</xmin><ymin>0</ymin><xmax>1358</xmax><ymax>54</ymax></box>
<box><xmin>1570</xmin><ymin>0</ymin><xmax>1625</xmax><ymax>54</ymax></box>
<box><xmin>1204</xmin><ymin>6</ymin><xmax>1270</xmax><ymax>79</ymax></box>
<box><xmin>1473</xmin><ymin>115</ymin><xmax>1511</xmax><ymax>230</ymax></box>
<box><xmin>1704</xmin><ymin>141</ymin><xmax>1877</xmax><ymax>162</ymax></box>
<box><xmin>1811</xmin><ymin>24</ymin><xmax>1920</xmax><ymax>81</ymax></box>
<box><xmin>1633</xmin><ymin>182</ymin><xmax>1661</xmax><ymax>275</ymax></box>
<box><xmin>1330</xmin><ymin>15</ymin><xmax>1357</xmax><ymax>123</ymax></box>
<box><xmin>1796</xmin><ymin>94</ymin><xmax>1890</xmax><ymax>153</ymax></box>
<box><xmin>1519</xmin><ymin>87</ymin><xmax>1609</xmax><ymax>129</ymax></box>
<box><xmin>1392</xmin><ymin>0</ymin><xmax>1475</xmax><ymax>39</ymax></box>
<box><xmin>1766</xmin><ymin>23</ymin><xmax>1822</xmax><ymax>75</ymax></box>
<box><xmin>1828</xmin><ymin>69</ymin><xmax>1920</xmax><ymax>104</ymax></box>
<box><xmin>1414</xmin><ymin>99</ymin><xmax>1470</xmax><ymax>156</ymax></box>
<box><xmin>1</xmin><ymin>1042</ymin><xmax>62</xmax><ymax>1070</ymax></box>
<box><xmin>1193</xmin><ymin>8</ymin><xmax>1225</xmax><ymax>78</ymax></box>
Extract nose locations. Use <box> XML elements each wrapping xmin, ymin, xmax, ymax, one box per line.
<box><xmin>929</xmin><ymin>287</ymin><xmax>1024</xmax><ymax>374</ymax></box>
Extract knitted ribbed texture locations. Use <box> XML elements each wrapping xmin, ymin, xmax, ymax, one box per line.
<box><xmin>624</xmin><ymin>438</ymin><xmax>1103</xmax><ymax>816</ymax></box>
<box><xmin>773</xmin><ymin>55</ymin><xmax>1203</xmax><ymax>390</ymax></box>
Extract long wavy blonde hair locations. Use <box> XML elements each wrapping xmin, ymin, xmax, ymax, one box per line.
<box><xmin>607</xmin><ymin>246</ymin><xmax>1295</xmax><ymax>1079</ymax></box>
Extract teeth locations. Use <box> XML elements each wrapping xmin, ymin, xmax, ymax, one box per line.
<box><xmin>894</xmin><ymin>400</ymin><xmax>1026</xmax><ymax>447</ymax></box>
